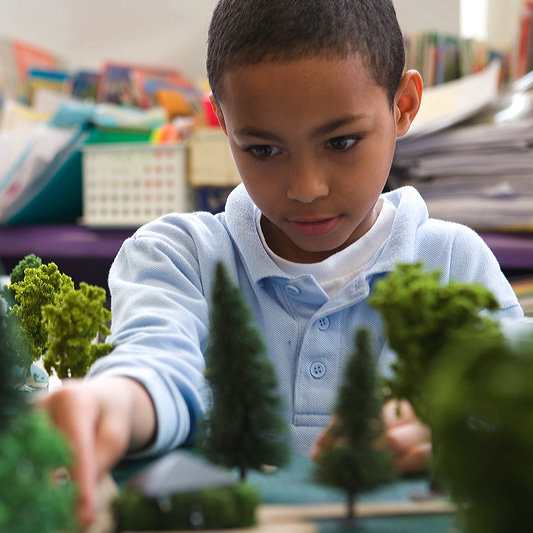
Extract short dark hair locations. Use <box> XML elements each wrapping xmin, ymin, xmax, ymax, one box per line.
<box><xmin>207</xmin><ymin>0</ymin><xmax>405</xmax><ymax>108</ymax></box>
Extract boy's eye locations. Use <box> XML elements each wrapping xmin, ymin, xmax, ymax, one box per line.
<box><xmin>245</xmin><ymin>145</ymin><xmax>281</xmax><ymax>158</ymax></box>
<box><xmin>326</xmin><ymin>135</ymin><xmax>360</xmax><ymax>151</ymax></box>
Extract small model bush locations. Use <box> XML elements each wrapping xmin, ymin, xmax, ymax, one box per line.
<box><xmin>112</xmin><ymin>482</ymin><xmax>260</xmax><ymax>531</ymax></box>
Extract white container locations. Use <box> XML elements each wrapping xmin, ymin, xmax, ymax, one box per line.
<box><xmin>82</xmin><ymin>142</ymin><xmax>194</xmax><ymax>228</ymax></box>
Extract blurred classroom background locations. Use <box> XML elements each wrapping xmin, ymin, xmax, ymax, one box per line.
<box><xmin>0</xmin><ymin>0</ymin><xmax>531</xmax><ymax>314</ymax></box>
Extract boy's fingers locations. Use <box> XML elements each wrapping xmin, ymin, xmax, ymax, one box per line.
<box><xmin>382</xmin><ymin>399</ymin><xmax>417</xmax><ymax>427</ymax></box>
<box><xmin>74</xmin><ymin>421</ymin><xmax>99</xmax><ymax>527</ymax></box>
<box><xmin>310</xmin><ymin>414</ymin><xmax>343</xmax><ymax>461</ymax></box>
<box><xmin>383</xmin><ymin>421</ymin><xmax>432</xmax><ymax>474</ymax></box>
<box><xmin>395</xmin><ymin>442</ymin><xmax>432</xmax><ymax>474</ymax></box>
<box><xmin>38</xmin><ymin>385</ymin><xmax>100</xmax><ymax>528</ymax></box>
<box><xmin>386</xmin><ymin>419</ymin><xmax>431</xmax><ymax>454</ymax></box>
<box><xmin>94</xmin><ymin>405</ymin><xmax>130</xmax><ymax>479</ymax></box>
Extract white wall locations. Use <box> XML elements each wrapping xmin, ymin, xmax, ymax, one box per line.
<box><xmin>0</xmin><ymin>0</ymin><xmax>523</xmax><ymax>83</ymax></box>
<box><xmin>0</xmin><ymin>0</ymin><xmax>219</xmax><ymax>82</ymax></box>
<box><xmin>395</xmin><ymin>0</ymin><xmax>461</xmax><ymax>37</ymax></box>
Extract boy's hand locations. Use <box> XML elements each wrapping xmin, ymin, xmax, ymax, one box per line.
<box><xmin>377</xmin><ymin>400</ymin><xmax>431</xmax><ymax>474</ymax></box>
<box><xmin>37</xmin><ymin>377</ymin><xmax>156</xmax><ymax>528</ymax></box>
<box><xmin>310</xmin><ymin>400</ymin><xmax>431</xmax><ymax>475</ymax></box>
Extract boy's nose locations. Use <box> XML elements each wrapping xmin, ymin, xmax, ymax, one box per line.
<box><xmin>286</xmin><ymin>162</ymin><xmax>329</xmax><ymax>203</ymax></box>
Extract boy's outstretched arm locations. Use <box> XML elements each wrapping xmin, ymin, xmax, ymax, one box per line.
<box><xmin>310</xmin><ymin>400</ymin><xmax>431</xmax><ymax>475</ymax></box>
<box><xmin>37</xmin><ymin>376</ymin><xmax>156</xmax><ymax>528</ymax></box>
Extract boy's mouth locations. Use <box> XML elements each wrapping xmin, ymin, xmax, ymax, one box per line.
<box><xmin>289</xmin><ymin>216</ymin><xmax>341</xmax><ymax>237</ymax></box>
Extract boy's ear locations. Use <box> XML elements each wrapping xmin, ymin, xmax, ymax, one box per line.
<box><xmin>209</xmin><ymin>94</ymin><xmax>228</xmax><ymax>135</ymax></box>
<box><xmin>394</xmin><ymin>70</ymin><xmax>423</xmax><ymax>137</ymax></box>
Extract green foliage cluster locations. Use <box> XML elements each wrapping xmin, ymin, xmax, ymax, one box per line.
<box><xmin>11</xmin><ymin>262</ymin><xmax>74</xmax><ymax>361</ymax></box>
<box><xmin>1</xmin><ymin>254</ymin><xmax>42</xmax><ymax>311</ymax></box>
<box><xmin>2</xmin><ymin>255</ymin><xmax>113</xmax><ymax>378</ymax></box>
<box><xmin>425</xmin><ymin>325</ymin><xmax>533</xmax><ymax>532</ymax></box>
<box><xmin>314</xmin><ymin>329</ymin><xmax>395</xmax><ymax>521</ymax></box>
<box><xmin>0</xmin><ymin>410</ymin><xmax>77</xmax><ymax>533</ymax></box>
<box><xmin>369</xmin><ymin>261</ymin><xmax>533</xmax><ymax>530</ymax></box>
<box><xmin>369</xmin><ymin>261</ymin><xmax>500</xmax><ymax>423</ymax></box>
<box><xmin>112</xmin><ymin>482</ymin><xmax>260</xmax><ymax>531</ymax></box>
<box><xmin>201</xmin><ymin>262</ymin><xmax>290</xmax><ymax>481</ymax></box>
<box><xmin>42</xmin><ymin>282</ymin><xmax>113</xmax><ymax>379</ymax></box>
<box><xmin>0</xmin><ymin>301</ymin><xmax>76</xmax><ymax>532</ymax></box>
<box><xmin>0</xmin><ymin>309</ymin><xmax>28</xmax><ymax>432</ymax></box>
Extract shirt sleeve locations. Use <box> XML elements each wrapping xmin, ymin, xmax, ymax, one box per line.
<box><xmin>87</xmin><ymin>225</ymin><xmax>212</xmax><ymax>457</ymax></box>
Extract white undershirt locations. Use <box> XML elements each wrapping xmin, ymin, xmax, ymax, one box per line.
<box><xmin>256</xmin><ymin>198</ymin><xmax>396</xmax><ymax>298</ymax></box>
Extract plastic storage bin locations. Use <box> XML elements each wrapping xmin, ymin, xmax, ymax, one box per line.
<box><xmin>82</xmin><ymin>142</ymin><xmax>193</xmax><ymax>227</ymax></box>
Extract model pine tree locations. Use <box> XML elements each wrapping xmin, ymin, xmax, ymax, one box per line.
<box><xmin>369</xmin><ymin>261</ymin><xmax>499</xmax><ymax>424</ymax></box>
<box><xmin>314</xmin><ymin>328</ymin><xmax>394</xmax><ymax>524</ymax></box>
<box><xmin>201</xmin><ymin>262</ymin><xmax>290</xmax><ymax>480</ymax></box>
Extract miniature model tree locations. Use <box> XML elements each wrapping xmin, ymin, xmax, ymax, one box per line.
<box><xmin>2</xmin><ymin>255</ymin><xmax>113</xmax><ymax>379</ymax></box>
<box><xmin>369</xmin><ymin>261</ymin><xmax>500</xmax><ymax>424</ymax></box>
<box><xmin>0</xmin><ymin>306</ymin><xmax>77</xmax><ymax>532</ymax></box>
<box><xmin>425</xmin><ymin>323</ymin><xmax>533</xmax><ymax>532</ymax></box>
<box><xmin>0</xmin><ymin>307</ymin><xmax>26</xmax><ymax>430</ymax></box>
<box><xmin>10</xmin><ymin>261</ymin><xmax>74</xmax><ymax>363</ymax></box>
<box><xmin>314</xmin><ymin>328</ymin><xmax>395</xmax><ymax>525</ymax></box>
<box><xmin>201</xmin><ymin>261</ymin><xmax>290</xmax><ymax>481</ymax></box>
<box><xmin>0</xmin><ymin>253</ymin><xmax>42</xmax><ymax>312</ymax></box>
<box><xmin>42</xmin><ymin>282</ymin><xmax>113</xmax><ymax>378</ymax></box>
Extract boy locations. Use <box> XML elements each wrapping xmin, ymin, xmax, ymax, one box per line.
<box><xmin>40</xmin><ymin>0</ymin><xmax>523</xmax><ymax>527</ymax></box>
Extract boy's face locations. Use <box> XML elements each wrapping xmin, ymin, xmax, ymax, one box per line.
<box><xmin>214</xmin><ymin>55</ymin><xmax>417</xmax><ymax>263</ymax></box>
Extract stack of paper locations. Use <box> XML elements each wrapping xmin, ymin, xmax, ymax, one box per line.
<box><xmin>391</xmin><ymin>63</ymin><xmax>533</xmax><ymax>231</ymax></box>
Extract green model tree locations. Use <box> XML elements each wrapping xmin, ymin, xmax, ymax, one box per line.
<box><xmin>0</xmin><ymin>253</ymin><xmax>42</xmax><ymax>312</ymax></box>
<box><xmin>201</xmin><ymin>261</ymin><xmax>290</xmax><ymax>481</ymax></box>
<box><xmin>369</xmin><ymin>261</ymin><xmax>500</xmax><ymax>424</ymax></box>
<box><xmin>42</xmin><ymin>282</ymin><xmax>113</xmax><ymax>379</ymax></box>
<box><xmin>0</xmin><ymin>304</ymin><xmax>77</xmax><ymax>533</ymax></box>
<box><xmin>425</xmin><ymin>323</ymin><xmax>533</xmax><ymax>532</ymax></box>
<box><xmin>1</xmin><ymin>255</ymin><xmax>113</xmax><ymax>379</ymax></box>
<box><xmin>0</xmin><ymin>308</ymin><xmax>26</xmax><ymax>430</ymax></box>
<box><xmin>10</xmin><ymin>261</ymin><xmax>74</xmax><ymax>362</ymax></box>
<box><xmin>314</xmin><ymin>328</ymin><xmax>395</xmax><ymax>524</ymax></box>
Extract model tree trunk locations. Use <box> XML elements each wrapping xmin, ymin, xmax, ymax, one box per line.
<box><xmin>201</xmin><ymin>261</ymin><xmax>290</xmax><ymax>479</ymax></box>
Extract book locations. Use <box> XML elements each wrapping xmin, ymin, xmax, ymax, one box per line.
<box><xmin>97</xmin><ymin>62</ymin><xmax>189</xmax><ymax>110</ymax></box>
<box><xmin>0</xmin><ymin>37</ymin><xmax>64</xmax><ymax>103</ymax></box>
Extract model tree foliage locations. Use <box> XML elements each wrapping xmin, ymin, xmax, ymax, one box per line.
<box><xmin>0</xmin><ymin>309</ymin><xmax>27</xmax><ymax>431</ymax></box>
<box><xmin>10</xmin><ymin>261</ymin><xmax>74</xmax><ymax>361</ymax></box>
<box><xmin>314</xmin><ymin>328</ymin><xmax>395</xmax><ymax>524</ymax></box>
<box><xmin>43</xmin><ymin>282</ymin><xmax>113</xmax><ymax>379</ymax></box>
<box><xmin>0</xmin><ymin>410</ymin><xmax>77</xmax><ymax>532</ymax></box>
<box><xmin>0</xmin><ymin>303</ymin><xmax>77</xmax><ymax>532</ymax></box>
<box><xmin>425</xmin><ymin>324</ymin><xmax>533</xmax><ymax>532</ymax></box>
<box><xmin>1</xmin><ymin>255</ymin><xmax>113</xmax><ymax>378</ymax></box>
<box><xmin>369</xmin><ymin>261</ymin><xmax>500</xmax><ymax>423</ymax></box>
<box><xmin>0</xmin><ymin>253</ymin><xmax>42</xmax><ymax>312</ymax></box>
<box><xmin>201</xmin><ymin>261</ymin><xmax>290</xmax><ymax>481</ymax></box>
